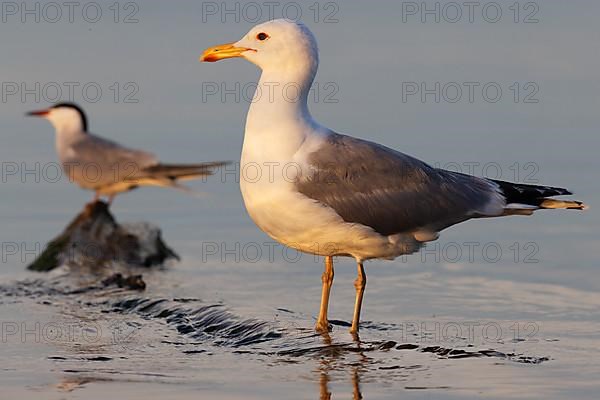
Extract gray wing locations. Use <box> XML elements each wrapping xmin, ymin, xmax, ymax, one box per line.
<box><xmin>63</xmin><ymin>134</ymin><xmax>158</xmax><ymax>188</ymax></box>
<box><xmin>296</xmin><ymin>133</ymin><xmax>502</xmax><ymax>236</ymax></box>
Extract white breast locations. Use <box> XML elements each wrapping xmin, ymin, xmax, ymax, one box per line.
<box><xmin>239</xmin><ymin>128</ymin><xmax>414</xmax><ymax>261</ymax></box>
<box><xmin>237</xmin><ymin>69</ymin><xmax>420</xmax><ymax>262</ymax></box>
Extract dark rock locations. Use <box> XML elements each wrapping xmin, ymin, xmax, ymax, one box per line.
<box><xmin>28</xmin><ymin>201</ymin><xmax>179</xmax><ymax>271</ymax></box>
<box><xmin>101</xmin><ymin>273</ymin><xmax>146</xmax><ymax>291</ymax></box>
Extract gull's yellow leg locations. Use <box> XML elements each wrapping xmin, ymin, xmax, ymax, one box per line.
<box><xmin>315</xmin><ymin>256</ymin><xmax>334</xmax><ymax>332</ymax></box>
<box><xmin>350</xmin><ymin>262</ymin><xmax>366</xmax><ymax>335</ymax></box>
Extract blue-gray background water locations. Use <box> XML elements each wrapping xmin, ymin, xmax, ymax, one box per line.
<box><xmin>1</xmin><ymin>1</ymin><xmax>599</xmax><ymax>398</ymax></box>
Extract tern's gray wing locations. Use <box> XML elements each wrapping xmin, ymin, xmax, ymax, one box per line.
<box><xmin>296</xmin><ymin>133</ymin><xmax>502</xmax><ymax>236</ymax></box>
<box><xmin>63</xmin><ymin>134</ymin><xmax>158</xmax><ymax>189</ymax></box>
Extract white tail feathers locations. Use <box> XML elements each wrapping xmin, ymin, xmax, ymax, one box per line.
<box><xmin>539</xmin><ymin>199</ymin><xmax>588</xmax><ymax>210</ymax></box>
<box><xmin>503</xmin><ymin>198</ymin><xmax>588</xmax><ymax>216</ymax></box>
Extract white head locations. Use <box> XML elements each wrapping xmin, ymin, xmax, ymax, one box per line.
<box><xmin>26</xmin><ymin>103</ymin><xmax>88</xmax><ymax>135</ymax></box>
<box><xmin>201</xmin><ymin>19</ymin><xmax>319</xmax><ymax>81</ymax></box>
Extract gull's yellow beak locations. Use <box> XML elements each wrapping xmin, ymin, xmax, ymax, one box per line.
<box><xmin>200</xmin><ymin>42</ymin><xmax>252</xmax><ymax>62</ymax></box>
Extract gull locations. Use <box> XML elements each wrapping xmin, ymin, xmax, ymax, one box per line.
<box><xmin>27</xmin><ymin>103</ymin><xmax>227</xmax><ymax>204</ymax></box>
<box><xmin>201</xmin><ymin>19</ymin><xmax>587</xmax><ymax>335</ymax></box>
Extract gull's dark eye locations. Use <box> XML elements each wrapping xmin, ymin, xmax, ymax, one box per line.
<box><xmin>256</xmin><ymin>32</ymin><xmax>269</xmax><ymax>41</ymax></box>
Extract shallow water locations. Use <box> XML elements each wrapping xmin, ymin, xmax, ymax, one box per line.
<box><xmin>1</xmin><ymin>229</ymin><xmax>600</xmax><ymax>399</ymax></box>
<box><xmin>1</xmin><ymin>0</ymin><xmax>600</xmax><ymax>398</ymax></box>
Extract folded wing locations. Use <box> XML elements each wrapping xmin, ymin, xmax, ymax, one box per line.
<box><xmin>296</xmin><ymin>133</ymin><xmax>504</xmax><ymax>236</ymax></box>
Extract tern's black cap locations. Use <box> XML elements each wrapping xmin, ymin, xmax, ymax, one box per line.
<box><xmin>52</xmin><ymin>102</ymin><xmax>88</xmax><ymax>131</ymax></box>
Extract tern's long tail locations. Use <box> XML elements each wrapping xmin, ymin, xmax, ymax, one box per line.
<box><xmin>143</xmin><ymin>161</ymin><xmax>228</xmax><ymax>180</ymax></box>
<box><xmin>135</xmin><ymin>161</ymin><xmax>229</xmax><ymax>191</ymax></box>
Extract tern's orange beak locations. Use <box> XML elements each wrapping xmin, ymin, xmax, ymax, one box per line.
<box><xmin>200</xmin><ymin>42</ymin><xmax>253</xmax><ymax>62</ymax></box>
<box><xmin>26</xmin><ymin>109</ymin><xmax>50</xmax><ymax>117</ymax></box>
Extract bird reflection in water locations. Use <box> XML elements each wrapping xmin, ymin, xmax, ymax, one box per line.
<box><xmin>317</xmin><ymin>332</ymin><xmax>365</xmax><ymax>400</ymax></box>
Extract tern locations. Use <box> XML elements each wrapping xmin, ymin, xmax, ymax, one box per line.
<box><xmin>201</xmin><ymin>19</ymin><xmax>587</xmax><ymax>335</ymax></box>
<box><xmin>27</xmin><ymin>103</ymin><xmax>228</xmax><ymax>204</ymax></box>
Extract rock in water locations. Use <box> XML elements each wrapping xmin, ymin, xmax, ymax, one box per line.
<box><xmin>101</xmin><ymin>273</ymin><xmax>146</xmax><ymax>290</ymax></box>
<box><xmin>28</xmin><ymin>201</ymin><xmax>179</xmax><ymax>272</ymax></box>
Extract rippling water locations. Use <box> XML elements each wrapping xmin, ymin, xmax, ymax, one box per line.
<box><xmin>1</xmin><ymin>234</ymin><xmax>599</xmax><ymax>399</ymax></box>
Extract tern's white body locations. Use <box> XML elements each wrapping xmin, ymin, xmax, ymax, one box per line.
<box><xmin>28</xmin><ymin>103</ymin><xmax>226</xmax><ymax>202</ymax></box>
